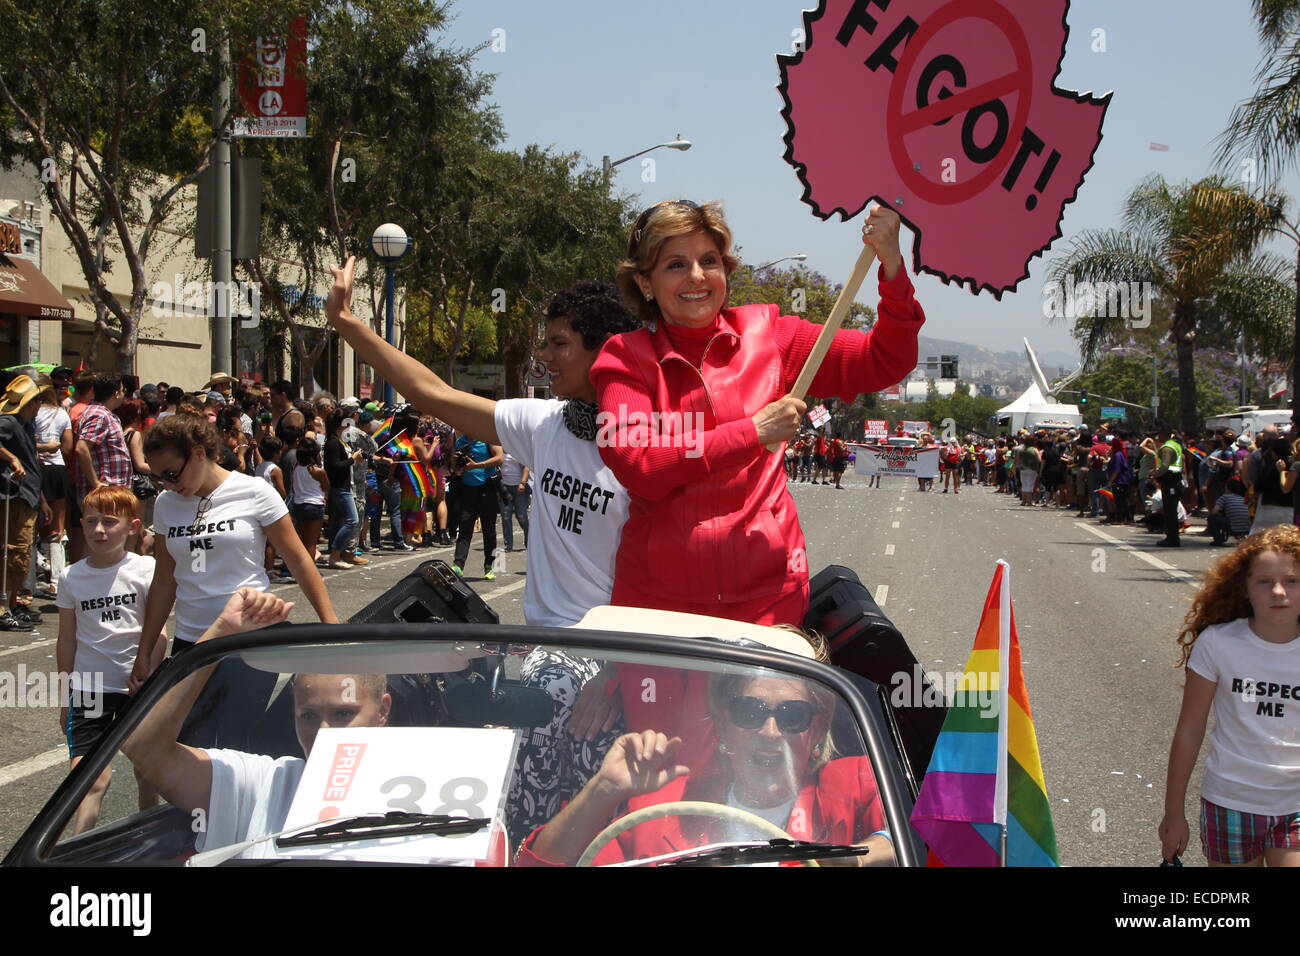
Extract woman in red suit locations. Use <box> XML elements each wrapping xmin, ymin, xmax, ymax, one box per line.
<box><xmin>591</xmin><ymin>199</ymin><xmax>925</xmax><ymax>628</ymax></box>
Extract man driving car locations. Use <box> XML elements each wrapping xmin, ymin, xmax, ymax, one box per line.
<box><xmin>122</xmin><ymin>588</ymin><xmax>392</xmax><ymax>859</ymax></box>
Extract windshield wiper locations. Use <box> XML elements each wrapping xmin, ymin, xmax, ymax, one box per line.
<box><xmin>276</xmin><ymin>811</ymin><xmax>489</xmax><ymax>848</ymax></box>
<box><xmin>185</xmin><ymin>812</ymin><xmax>489</xmax><ymax>866</ymax></box>
<box><xmin>649</xmin><ymin>839</ymin><xmax>871</xmax><ymax>867</ymax></box>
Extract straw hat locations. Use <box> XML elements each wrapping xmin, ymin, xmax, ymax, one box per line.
<box><xmin>0</xmin><ymin>375</ymin><xmax>51</xmax><ymax>415</ymax></box>
<box><xmin>205</xmin><ymin>372</ymin><xmax>238</xmax><ymax>388</ymax></box>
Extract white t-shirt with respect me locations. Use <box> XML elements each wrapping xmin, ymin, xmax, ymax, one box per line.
<box><xmin>153</xmin><ymin>470</ymin><xmax>289</xmax><ymax>641</ymax></box>
<box><xmin>56</xmin><ymin>552</ymin><xmax>155</xmax><ymax>694</ymax></box>
<box><xmin>494</xmin><ymin>399</ymin><xmax>628</xmax><ymax>627</ymax></box>
<box><xmin>1187</xmin><ymin>617</ymin><xmax>1300</xmax><ymax>815</ymax></box>
<box><xmin>196</xmin><ymin>748</ymin><xmax>305</xmax><ymax>860</ymax></box>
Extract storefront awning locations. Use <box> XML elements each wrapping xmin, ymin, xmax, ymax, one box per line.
<box><xmin>0</xmin><ymin>254</ymin><xmax>75</xmax><ymax>321</ymax></box>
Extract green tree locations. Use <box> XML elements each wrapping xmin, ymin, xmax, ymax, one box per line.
<box><xmin>727</xmin><ymin>263</ymin><xmax>875</xmax><ymax>330</ymax></box>
<box><xmin>240</xmin><ymin>0</ymin><xmax>499</xmax><ymax>388</ymax></box>
<box><xmin>1215</xmin><ymin>0</ymin><xmax>1300</xmax><ymax>427</ymax></box>
<box><xmin>1046</xmin><ymin>174</ymin><xmax>1290</xmax><ymax>434</ymax></box>
<box><xmin>0</xmin><ymin>0</ymin><xmax>300</xmax><ymax>372</ymax></box>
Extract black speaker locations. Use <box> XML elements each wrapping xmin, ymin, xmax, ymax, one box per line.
<box><xmin>348</xmin><ymin>559</ymin><xmax>500</xmax><ymax>626</ymax></box>
<box><xmin>805</xmin><ymin>565</ymin><xmax>946</xmax><ymax>781</ymax></box>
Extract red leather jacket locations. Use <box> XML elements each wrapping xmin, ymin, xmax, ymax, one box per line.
<box><xmin>591</xmin><ymin>265</ymin><xmax>924</xmax><ymax>611</ymax></box>
<box><xmin>516</xmin><ymin>757</ymin><xmax>885</xmax><ymax>867</ymax></box>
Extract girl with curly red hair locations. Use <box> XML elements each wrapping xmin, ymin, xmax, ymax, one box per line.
<box><xmin>1159</xmin><ymin>525</ymin><xmax>1300</xmax><ymax>866</ymax></box>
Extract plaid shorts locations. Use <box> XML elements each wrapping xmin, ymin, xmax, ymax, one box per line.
<box><xmin>1200</xmin><ymin>797</ymin><xmax>1300</xmax><ymax>864</ymax></box>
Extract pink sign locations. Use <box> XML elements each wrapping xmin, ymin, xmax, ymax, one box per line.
<box><xmin>864</xmin><ymin>419</ymin><xmax>889</xmax><ymax>439</ymax></box>
<box><xmin>779</xmin><ymin>0</ymin><xmax>1110</xmax><ymax>296</ymax></box>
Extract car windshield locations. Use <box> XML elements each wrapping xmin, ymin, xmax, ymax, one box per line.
<box><xmin>38</xmin><ymin>627</ymin><xmax>904</xmax><ymax>867</ymax></box>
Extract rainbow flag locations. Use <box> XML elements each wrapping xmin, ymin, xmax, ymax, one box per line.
<box><xmin>397</xmin><ymin>460</ymin><xmax>436</xmax><ymax>500</ymax></box>
<box><xmin>909</xmin><ymin>560</ymin><xmax>1058</xmax><ymax>866</ymax></box>
<box><xmin>383</xmin><ymin>431</ymin><xmax>417</xmax><ymax>459</ymax></box>
<box><xmin>370</xmin><ymin>416</ymin><xmax>396</xmax><ymax>446</ymax></box>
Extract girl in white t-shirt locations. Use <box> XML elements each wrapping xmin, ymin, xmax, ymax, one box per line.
<box><xmin>1160</xmin><ymin>525</ymin><xmax>1300</xmax><ymax>867</ymax></box>
<box><xmin>289</xmin><ymin>437</ymin><xmax>331</xmax><ymax>566</ymax></box>
<box><xmin>132</xmin><ymin>412</ymin><xmax>338</xmax><ymax>687</ymax></box>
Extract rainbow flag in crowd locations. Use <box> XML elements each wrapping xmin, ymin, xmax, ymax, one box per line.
<box><xmin>909</xmin><ymin>560</ymin><xmax>1058</xmax><ymax>866</ymax></box>
<box><xmin>397</xmin><ymin>460</ymin><xmax>436</xmax><ymax>500</ymax></box>
<box><xmin>370</xmin><ymin>416</ymin><xmax>396</xmax><ymax>446</ymax></box>
<box><xmin>383</xmin><ymin>431</ymin><xmax>417</xmax><ymax>460</ymax></box>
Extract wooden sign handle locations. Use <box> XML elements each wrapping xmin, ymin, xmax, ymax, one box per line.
<box><xmin>791</xmin><ymin>242</ymin><xmax>878</xmax><ymax>399</ymax></box>
<box><xmin>763</xmin><ymin>242</ymin><xmax>878</xmax><ymax>453</ymax></box>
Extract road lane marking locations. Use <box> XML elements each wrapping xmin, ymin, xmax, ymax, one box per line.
<box><xmin>884</xmin><ymin>544</ymin><xmax>896</xmax><ymax>555</ymax></box>
<box><xmin>0</xmin><ymin>747</ymin><xmax>65</xmax><ymax>788</ymax></box>
<box><xmin>875</xmin><ymin>585</ymin><xmax>889</xmax><ymax>606</ymax></box>
<box><xmin>1075</xmin><ymin>523</ymin><xmax>1197</xmax><ymax>585</ymax></box>
<box><xmin>0</xmin><ymin>638</ymin><xmax>57</xmax><ymax>660</ymax></box>
<box><xmin>480</xmin><ymin>579</ymin><xmax>528</xmax><ymax>602</ymax></box>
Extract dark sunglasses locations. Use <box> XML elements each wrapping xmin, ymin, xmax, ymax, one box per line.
<box><xmin>154</xmin><ymin>451</ymin><xmax>191</xmax><ymax>486</ymax></box>
<box><xmin>629</xmin><ymin>199</ymin><xmax>700</xmax><ymax>256</ymax></box>
<box><xmin>727</xmin><ymin>696</ymin><xmax>816</xmax><ymax>734</ymax></box>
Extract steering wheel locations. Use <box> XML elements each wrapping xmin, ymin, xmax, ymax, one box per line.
<box><xmin>577</xmin><ymin>800</ymin><xmax>817</xmax><ymax>867</ymax></box>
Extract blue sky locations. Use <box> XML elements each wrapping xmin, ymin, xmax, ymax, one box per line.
<box><xmin>440</xmin><ymin>1</ymin><xmax>1297</xmax><ymax>361</ymax></box>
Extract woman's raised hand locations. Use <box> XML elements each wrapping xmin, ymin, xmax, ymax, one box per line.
<box><xmin>753</xmin><ymin>394</ymin><xmax>807</xmax><ymax>448</ymax></box>
<box><xmin>594</xmin><ymin>731</ymin><xmax>690</xmax><ymax>801</ymax></box>
<box><xmin>326</xmin><ymin>256</ymin><xmax>356</xmax><ymax>323</ymax></box>
<box><xmin>861</xmin><ymin>204</ymin><xmax>904</xmax><ymax>275</ymax></box>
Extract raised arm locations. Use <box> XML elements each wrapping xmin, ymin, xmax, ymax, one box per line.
<box><xmin>122</xmin><ymin>589</ymin><xmax>294</xmax><ymax>814</ymax></box>
<box><xmin>326</xmin><ymin>256</ymin><xmax>499</xmax><ymax>444</ymax></box>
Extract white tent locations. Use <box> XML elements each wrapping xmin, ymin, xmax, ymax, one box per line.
<box><xmin>997</xmin><ymin>382</ymin><xmax>1082</xmax><ymax>431</ymax></box>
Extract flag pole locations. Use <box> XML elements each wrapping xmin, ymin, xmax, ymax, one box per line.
<box><xmin>996</xmin><ymin>559</ymin><xmax>1012</xmax><ymax>867</ymax></box>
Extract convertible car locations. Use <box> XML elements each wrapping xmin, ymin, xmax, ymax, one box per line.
<box><xmin>3</xmin><ymin>563</ymin><xmax>945</xmax><ymax>867</ymax></box>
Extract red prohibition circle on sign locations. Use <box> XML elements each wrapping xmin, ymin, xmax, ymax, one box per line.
<box><xmin>885</xmin><ymin>0</ymin><xmax>1033</xmax><ymax>206</ymax></box>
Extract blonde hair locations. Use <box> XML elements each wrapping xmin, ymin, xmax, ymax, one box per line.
<box><xmin>617</xmin><ymin>200</ymin><xmax>740</xmax><ymax>324</ymax></box>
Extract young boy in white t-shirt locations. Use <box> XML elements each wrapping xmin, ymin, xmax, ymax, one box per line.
<box><xmin>56</xmin><ymin>484</ymin><xmax>166</xmax><ymax>835</ymax></box>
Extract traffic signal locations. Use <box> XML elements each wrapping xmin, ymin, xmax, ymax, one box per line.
<box><xmin>1079</xmin><ymin>388</ymin><xmax>1089</xmax><ymax>405</ymax></box>
<box><xmin>941</xmin><ymin>354</ymin><xmax>959</xmax><ymax>379</ymax></box>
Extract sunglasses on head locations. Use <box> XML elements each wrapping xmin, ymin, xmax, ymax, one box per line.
<box><xmin>629</xmin><ymin>199</ymin><xmax>700</xmax><ymax>255</ymax></box>
<box><xmin>727</xmin><ymin>696</ymin><xmax>816</xmax><ymax>734</ymax></box>
<box><xmin>154</xmin><ymin>451</ymin><xmax>191</xmax><ymax>486</ymax></box>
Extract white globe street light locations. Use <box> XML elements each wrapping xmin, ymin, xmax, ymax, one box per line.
<box><xmin>371</xmin><ymin>223</ymin><xmax>413</xmax><ymax>406</ymax></box>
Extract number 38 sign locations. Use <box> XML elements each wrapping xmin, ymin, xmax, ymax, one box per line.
<box><xmin>283</xmin><ymin>726</ymin><xmax>519</xmax><ymax>862</ymax></box>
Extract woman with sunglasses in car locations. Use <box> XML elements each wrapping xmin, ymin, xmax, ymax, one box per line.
<box><xmin>593</xmin><ymin>200</ymin><xmax>924</xmax><ymax>629</ymax></box>
<box><xmin>130</xmin><ymin>411</ymin><xmax>337</xmax><ymax>689</ymax></box>
<box><xmin>518</xmin><ymin>656</ymin><xmax>894</xmax><ymax>867</ymax></box>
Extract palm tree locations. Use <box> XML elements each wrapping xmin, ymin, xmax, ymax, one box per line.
<box><xmin>1046</xmin><ymin>175</ymin><xmax>1290</xmax><ymax>434</ymax></box>
<box><xmin>1215</xmin><ymin>0</ymin><xmax>1300</xmax><ymax>427</ymax></box>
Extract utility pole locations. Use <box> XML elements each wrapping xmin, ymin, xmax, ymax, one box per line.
<box><xmin>210</xmin><ymin>40</ymin><xmax>233</xmax><ymax>375</ymax></box>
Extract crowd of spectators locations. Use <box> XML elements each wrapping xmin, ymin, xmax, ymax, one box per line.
<box><xmin>0</xmin><ymin>366</ymin><xmax>528</xmax><ymax>631</ymax></box>
<box><xmin>951</xmin><ymin>423</ymin><xmax>1298</xmax><ymax>547</ymax></box>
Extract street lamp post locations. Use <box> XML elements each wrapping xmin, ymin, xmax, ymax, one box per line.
<box><xmin>754</xmin><ymin>254</ymin><xmax>808</xmax><ymax>270</ymax></box>
<box><xmin>1110</xmin><ymin>346</ymin><xmax>1158</xmax><ymax>424</ymax></box>
<box><xmin>602</xmin><ymin>135</ymin><xmax>691</xmax><ymax>177</ymax></box>
<box><xmin>370</xmin><ymin>223</ymin><xmax>413</xmax><ymax>407</ymax></box>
